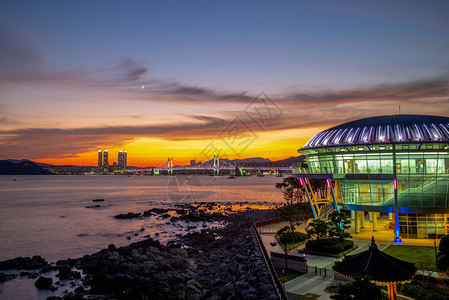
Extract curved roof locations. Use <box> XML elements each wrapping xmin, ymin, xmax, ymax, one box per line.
<box><xmin>302</xmin><ymin>114</ymin><xmax>449</xmax><ymax>149</ymax></box>
<box><xmin>333</xmin><ymin>237</ymin><xmax>417</xmax><ymax>283</ymax></box>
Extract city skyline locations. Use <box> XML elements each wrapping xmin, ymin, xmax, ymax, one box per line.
<box><xmin>0</xmin><ymin>1</ymin><xmax>448</xmax><ymax>167</ymax></box>
<box><xmin>97</xmin><ymin>149</ymin><xmax>127</xmax><ymax>171</ymax></box>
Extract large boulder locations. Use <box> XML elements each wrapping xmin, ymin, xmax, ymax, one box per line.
<box><xmin>0</xmin><ymin>272</ymin><xmax>17</xmax><ymax>282</ymax></box>
<box><xmin>35</xmin><ymin>276</ymin><xmax>53</xmax><ymax>289</ymax></box>
<box><xmin>56</xmin><ymin>265</ymin><xmax>72</xmax><ymax>279</ymax></box>
<box><xmin>0</xmin><ymin>256</ymin><xmax>48</xmax><ymax>270</ymax></box>
<box><xmin>114</xmin><ymin>212</ymin><xmax>142</xmax><ymax>219</ymax></box>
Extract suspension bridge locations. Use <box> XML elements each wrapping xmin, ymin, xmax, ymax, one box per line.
<box><xmin>127</xmin><ymin>155</ymin><xmax>293</xmax><ymax>175</ymax></box>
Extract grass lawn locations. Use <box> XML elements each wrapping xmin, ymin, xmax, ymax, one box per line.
<box><xmin>281</xmin><ymin>241</ymin><xmax>305</xmax><ymax>251</ymax></box>
<box><xmin>275</xmin><ymin>269</ymin><xmax>303</xmax><ymax>283</ymax></box>
<box><xmin>275</xmin><ymin>234</ymin><xmax>307</xmax><ymax>251</ymax></box>
<box><xmin>383</xmin><ymin>245</ymin><xmax>437</xmax><ymax>269</ymax></box>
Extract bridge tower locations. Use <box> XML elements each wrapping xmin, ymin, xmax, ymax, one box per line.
<box><xmin>168</xmin><ymin>157</ymin><xmax>173</xmax><ymax>175</ymax></box>
<box><xmin>213</xmin><ymin>155</ymin><xmax>220</xmax><ymax>176</ymax></box>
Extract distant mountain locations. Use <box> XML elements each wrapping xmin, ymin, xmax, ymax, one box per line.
<box><xmin>6</xmin><ymin>159</ymin><xmax>55</xmax><ymax>168</ymax></box>
<box><xmin>224</xmin><ymin>157</ymin><xmax>273</xmax><ymax>164</ymax></box>
<box><xmin>6</xmin><ymin>159</ymin><xmax>29</xmax><ymax>164</ymax></box>
<box><xmin>272</xmin><ymin>155</ymin><xmax>305</xmax><ymax>166</ymax></box>
<box><xmin>0</xmin><ymin>160</ymin><xmax>52</xmax><ymax>175</ymax></box>
<box><xmin>221</xmin><ymin>155</ymin><xmax>305</xmax><ymax>166</ymax></box>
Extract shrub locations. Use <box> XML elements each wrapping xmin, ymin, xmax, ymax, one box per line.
<box><xmin>276</xmin><ymin>225</ymin><xmax>290</xmax><ymax>236</ymax></box>
<box><xmin>331</xmin><ymin>276</ymin><xmax>382</xmax><ymax>300</ymax></box>
<box><xmin>279</xmin><ymin>232</ymin><xmax>308</xmax><ymax>245</ymax></box>
<box><xmin>437</xmin><ymin>254</ymin><xmax>449</xmax><ymax>270</ymax></box>
<box><xmin>439</xmin><ymin>235</ymin><xmax>449</xmax><ymax>256</ymax></box>
<box><xmin>399</xmin><ymin>283</ymin><xmax>449</xmax><ymax>300</ymax></box>
<box><xmin>306</xmin><ymin>238</ymin><xmax>354</xmax><ymax>254</ymax></box>
<box><xmin>438</xmin><ymin>235</ymin><xmax>449</xmax><ymax>270</ymax></box>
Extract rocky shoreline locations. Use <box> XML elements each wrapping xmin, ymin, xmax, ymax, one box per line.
<box><xmin>0</xmin><ymin>208</ymin><xmax>280</xmax><ymax>300</ymax></box>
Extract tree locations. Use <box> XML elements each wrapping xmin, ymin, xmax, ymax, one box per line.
<box><xmin>309</xmin><ymin>178</ymin><xmax>328</xmax><ymax>199</ymax></box>
<box><xmin>307</xmin><ymin>219</ymin><xmax>329</xmax><ymax>240</ymax></box>
<box><xmin>275</xmin><ymin>176</ymin><xmax>304</xmax><ymax>206</ymax></box>
<box><xmin>330</xmin><ymin>276</ymin><xmax>382</xmax><ymax>300</ymax></box>
<box><xmin>328</xmin><ymin>211</ymin><xmax>352</xmax><ymax>241</ymax></box>
<box><xmin>440</xmin><ymin>234</ymin><xmax>449</xmax><ymax>255</ymax></box>
<box><xmin>438</xmin><ymin>235</ymin><xmax>449</xmax><ymax>270</ymax></box>
<box><xmin>279</xmin><ymin>205</ymin><xmax>302</xmax><ymax>232</ymax></box>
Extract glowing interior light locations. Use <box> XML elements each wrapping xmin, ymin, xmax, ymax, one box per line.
<box><xmin>299</xmin><ymin>178</ymin><xmax>304</xmax><ymax>186</ymax></box>
<box><xmin>350</xmin><ymin>127</ymin><xmax>360</xmax><ymax>143</ymax></box>
<box><xmin>405</xmin><ymin>126</ymin><xmax>412</xmax><ymax>140</ymax></box>
<box><xmin>332</xmin><ymin>129</ymin><xmax>342</xmax><ymax>144</ymax></box>
<box><xmin>343</xmin><ymin>128</ymin><xmax>354</xmax><ymax>144</ymax></box>
<box><xmin>430</xmin><ymin>124</ymin><xmax>441</xmax><ymax>139</ymax></box>
<box><xmin>396</xmin><ymin>125</ymin><xmax>403</xmax><ymax>140</ymax></box>
<box><xmin>421</xmin><ymin>124</ymin><xmax>432</xmax><ymax>139</ymax></box>
<box><xmin>378</xmin><ymin>125</ymin><xmax>385</xmax><ymax>141</ymax></box>
<box><xmin>393</xmin><ymin>178</ymin><xmax>397</xmax><ymax>190</ymax></box>
<box><xmin>368</xmin><ymin>126</ymin><xmax>374</xmax><ymax>141</ymax></box>
<box><xmin>360</xmin><ymin>127</ymin><xmax>368</xmax><ymax>142</ymax></box>
<box><xmin>413</xmin><ymin>124</ymin><xmax>423</xmax><ymax>139</ymax></box>
<box><xmin>439</xmin><ymin>123</ymin><xmax>449</xmax><ymax>136</ymax></box>
<box><xmin>326</xmin><ymin>178</ymin><xmax>331</xmax><ymax>188</ymax></box>
<box><xmin>305</xmin><ymin>178</ymin><xmax>309</xmax><ymax>184</ymax></box>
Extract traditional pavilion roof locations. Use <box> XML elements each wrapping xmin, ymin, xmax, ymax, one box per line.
<box><xmin>301</xmin><ymin>114</ymin><xmax>449</xmax><ymax>149</ymax></box>
<box><xmin>332</xmin><ymin>237</ymin><xmax>417</xmax><ymax>283</ymax></box>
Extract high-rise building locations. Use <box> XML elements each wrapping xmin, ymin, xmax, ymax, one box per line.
<box><xmin>103</xmin><ymin>150</ymin><xmax>109</xmax><ymax>172</ymax></box>
<box><xmin>98</xmin><ymin>150</ymin><xmax>103</xmax><ymax>172</ymax></box>
<box><xmin>124</xmin><ymin>151</ymin><xmax>127</xmax><ymax>169</ymax></box>
<box><xmin>118</xmin><ymin>150</ymin><xmax>123</xmax><ymax>169</ymax></box>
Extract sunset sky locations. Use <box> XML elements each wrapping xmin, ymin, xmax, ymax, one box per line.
<box><xmin>1</xmin><ymin>1</ymin><xmax>448</xmax><ymax>167</ymax></box>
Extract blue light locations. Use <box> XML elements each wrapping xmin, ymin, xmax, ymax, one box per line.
<box><xmin>395</xmin><ymin>229</ymin><xmax>401</xmax><ymax>242</ymax></box>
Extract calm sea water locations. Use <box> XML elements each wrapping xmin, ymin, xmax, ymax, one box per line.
<box><xmin>0</xmin><ymin>175</ymin><xmax>283</xmax><ymax>262</ymax></box>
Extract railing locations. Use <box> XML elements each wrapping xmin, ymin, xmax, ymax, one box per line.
<box><xmin>252</xmin><ymin>224</ymin><xmax>288</xmax><ymax>300</ymax></box>
<box><xmin>254</xmin><ymin>217</ymin><xmax>284</xmax><ymax>227</ymax></box>
<box><xmin>306</xmin><ymin>265</ymin><xmax>334</xmax><ymax>278</ymax></box>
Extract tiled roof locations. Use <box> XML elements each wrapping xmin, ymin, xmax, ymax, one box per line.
<box><xmin>332</xmin><ymin>237</ymin><xmax>417</xmax><ymax>283</ymax></box>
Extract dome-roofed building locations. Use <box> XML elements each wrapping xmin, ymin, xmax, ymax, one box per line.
<box><xmin>296</xmin><ymin>114</ymin><xmax>449</xmax><ymax>241</ymax></box>
<box><xmin>303</xmin><ymin>114</ymin><xmax>449</xmax><ymax>149</ymax></box>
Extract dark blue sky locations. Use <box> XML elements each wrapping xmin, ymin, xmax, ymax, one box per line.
<box><xmin>2</xmin><ymin>0</ymin><xmax>448</xmax><ymax>91</ymax></box>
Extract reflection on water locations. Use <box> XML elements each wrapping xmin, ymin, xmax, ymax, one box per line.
<box><xmin>0</xmin><ymin>175</ymin><xmax>283</xmax><ymax>262</ymax></box>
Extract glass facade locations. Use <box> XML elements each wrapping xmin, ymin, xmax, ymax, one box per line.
<box><xmin>300</xmin><ymin>142</ymin><xmax>449</xmax><ymax>239</ymax></box>
<box><xmin>298</xmin><ymin>115</ymin><xmax>449</xmax><ymax>239</ymax></box>
<box><xmin>399</xmin><ymin>214</ymin><xmax>445</xmax><ymax>239</ymax></box>
<box><xmin>301</xmin><ymin>143</ymin><xmax>449</xmax><ymax>208</ymax></box>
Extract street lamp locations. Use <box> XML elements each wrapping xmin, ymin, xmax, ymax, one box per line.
<box><xmin>434</xmin><ymin>238</ymin><xmax>438</xmax><ymax>268</ymax></box>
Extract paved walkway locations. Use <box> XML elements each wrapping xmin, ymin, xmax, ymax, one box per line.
<box><xmin>259</xmin><ymin>216</ymin><xmax>439</xmax><ymax>246</ymax></box>
<box><xmin>257</xmin><ymin>216</ymin><xmax>438</xmax><ymax>299</ymax></box>
<box><xmin>285</xmin><ymin>275</ymin><xmax>347</xmax><ymax>300</ymax></box>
